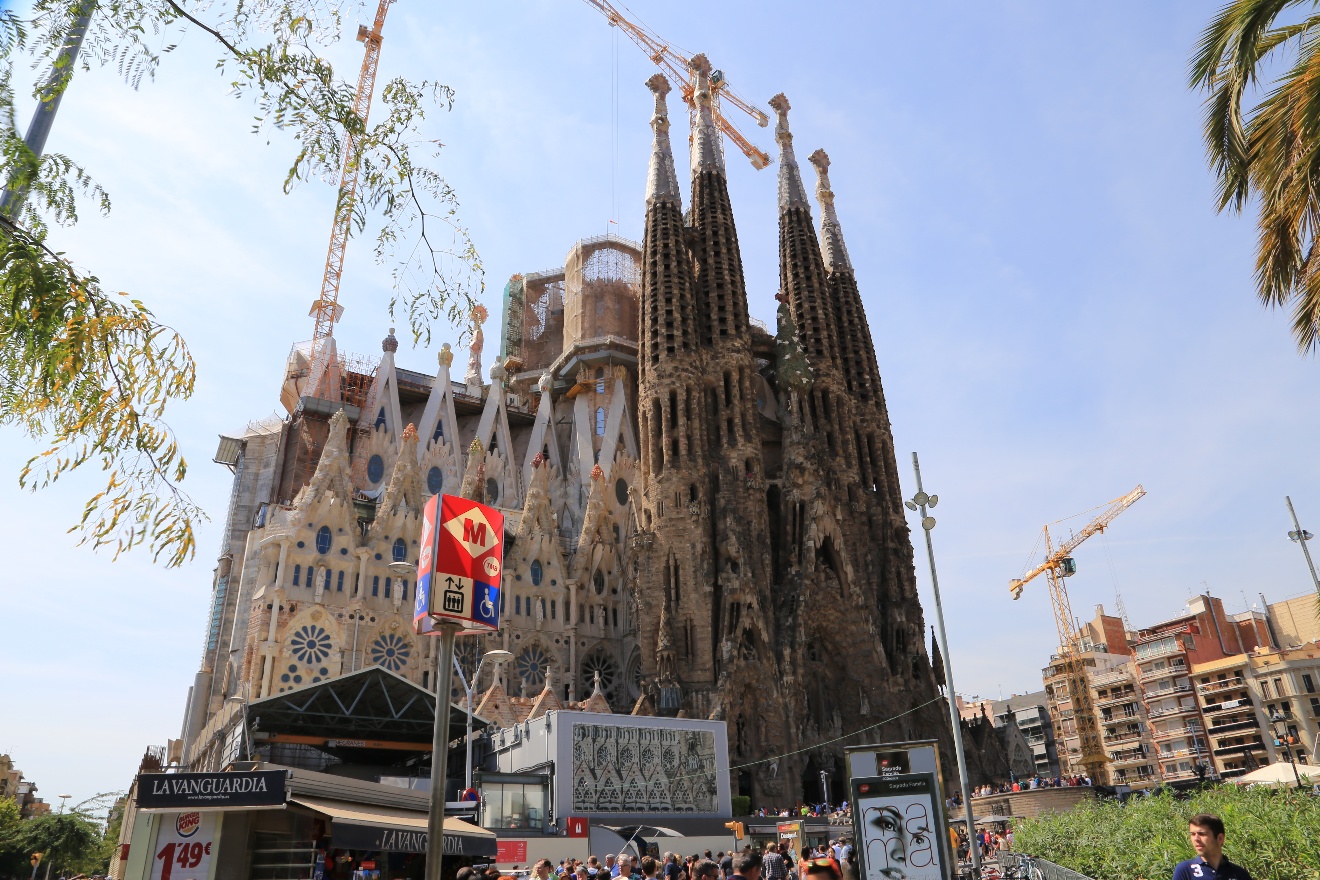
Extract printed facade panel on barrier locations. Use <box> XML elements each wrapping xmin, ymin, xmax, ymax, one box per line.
<box><xmin>570</xmin><ymin>723</ymin><xmax>718</xmax><ymax>813</ymax></box>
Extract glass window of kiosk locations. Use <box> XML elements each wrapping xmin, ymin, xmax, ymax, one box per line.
<box><xmin>248</xmin><ymin>808</ymin><xmax>439</xmax><ymax>880</ymax></box>
<box><xmin>479</xmin><ymin>779</ymin><xmax>548</xmax><ymax>832</ymax></box>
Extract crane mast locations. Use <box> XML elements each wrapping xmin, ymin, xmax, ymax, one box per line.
<box><xmin>306</xmin><ymin>0</ymin><xmax>394</xmax><ymax>401</ymax></box>
<box><xmin>1010</xmin><ymin>485</ymin><xmax>1146</xmax><ymax>782</ymax></box>
<box><xmin>580</xmin><ymin>0</ymin><xmax>773</xmax><ymax>169</ymax></box>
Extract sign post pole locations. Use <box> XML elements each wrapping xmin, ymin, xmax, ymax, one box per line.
<box><xmin>425</xmin><ymin>619</ymin><xmax>461</xmax><ymax>880</ymax></box>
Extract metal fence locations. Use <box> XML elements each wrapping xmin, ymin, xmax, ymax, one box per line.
<box><xmin>998</xmin><ymin>851</ymin><xmax>1097</xmax><ymax>880</ymax></box>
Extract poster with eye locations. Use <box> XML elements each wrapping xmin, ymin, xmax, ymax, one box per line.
<box><xmin>851</xmin><ymin>774</ymin><xmax>951</xmax><ymax>880</ymax></box>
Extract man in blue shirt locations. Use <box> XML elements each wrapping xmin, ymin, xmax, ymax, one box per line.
<box><xmin>1172</xmin><ymin>814</ymin><xmax>1253</xmax><ymax>880</ymax></box>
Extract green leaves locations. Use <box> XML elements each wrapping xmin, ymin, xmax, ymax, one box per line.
<box><xmin>1016</xmin><ymin>786</ymin><xmax>1320</xmax><ymax>880</ymax></box>
<box><xmin>1</xmin><ymin>0</ymin><xmax>481</xmax><ymax>568</ymax></box>
<box><xmin>1191</xmin><ymin>1</ymin><xmax>1320</xmax><ymax>353</ymax></box>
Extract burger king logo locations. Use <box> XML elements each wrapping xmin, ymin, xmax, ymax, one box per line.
<box><xmin>176</xmin><ymin>813</ymin><xmax>202</xmax><ymax>838</ymax></box>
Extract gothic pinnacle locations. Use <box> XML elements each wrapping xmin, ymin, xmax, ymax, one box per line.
<box><xmin>688</xmin><ymin>54</ymin><xmax>725</xmax><ymax>175</ymax></box>
<box><xmin>808</xmin><ymin>148</ymin><xmax>852</xmax><ymax>273</ymax></box>
<box><xmin>768</xmin><ymin>93</ymin><xmax>809</xmax><ymax>210</ymax></box>
<box><xmin>645</xmin><ymin>73</ymin><xmax>682</xmax><ymax>206</ymax></box>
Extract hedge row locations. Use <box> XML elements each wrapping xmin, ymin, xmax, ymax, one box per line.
<box><xmin>1013</xmin><ymin>786</ymin><xmax>1320</xmax><ymax>880</ymax></box>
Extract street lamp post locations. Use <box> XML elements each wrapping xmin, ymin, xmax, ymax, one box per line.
<box><xmin>1285</xmin><ymin>497</ymin><xmax>1320</xmax><ymax>598</ymax></box>
<box><xmin>1269</xmin><ymin>711</ymin><xmax>1304</xmax><ymax>788</ymax></box>
<box><xmin>906</xmin><ymin>452</ymin><xmax>980</xmax><ymax>879</ymax></box>
<box><xmin>452</xmin><ymin>649</ymin><xmax>513</xmax><ymax>792</ymax></box>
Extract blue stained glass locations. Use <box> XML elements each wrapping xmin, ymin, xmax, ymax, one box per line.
<box><xmin>375</xmin><ymin>407</ymin><xmax>386</xmax><ymax>430</ymax></box>
<box><xmin>372</xmin><ymin>576</ymin><xmax>379</xmax><ymax>597</ymax></box>
<box><xmin>530</xmin><ymin>560</ymin><xmax>543</xmax><ymax>586</ymax></box>
<box><xmin>292</xmin><ymin>564</ymin><xmax>301</xmax><ymax>586</ymax></box>
<box><xmin>367</xmin><ymin>454</ymin><xmax>385</xmax><ymax>484</ymax></box>
<box><xmin>384</xmin><ymin>577</ymin><xmax>392</xmax><ymax>598</ymax></box>
<box><xmin>290</xmin><ymin>625</ymin><xmax>332</xmax><ymax>665</ymax></box>
<box><xmin>427</xmin><ymin>466</ymin><xmax>444</xmax><ymax>495</ymax></box>
<box><xmin>315</xmin><ymin>526</ymin><xmax>332</xmax><ymax>554</ymax></box>
<box><xmin>392</xmin><ymin>537</ymin><xmax>407</xmax><ymax>562</ymax></box>
<box><xmin>337</xmin><ymin>571</ymin><xmax>344</xmax><ymax>592</ymax></box>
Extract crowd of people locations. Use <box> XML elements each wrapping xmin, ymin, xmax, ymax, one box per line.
<box><xmin>750</xmin><ymin>802</ymin><xmax>851</xmax><ymax>822</ymax></box>
<box><xmin>477</xmin><ymin>840</ymin><xmax>860</xmax><ymax>880</ymax></box>
<box><xmin>969</xmin><ymin>774</ymin><xmax>1092</xmax><ymax>797</ymax></box>
<box><xmin>949</xmin><ymin>826</ymin><xmax>1013</xmax><ymax>863</ymax></box>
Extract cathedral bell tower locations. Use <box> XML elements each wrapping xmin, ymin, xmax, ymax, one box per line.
<box><xmin>635</xmin><ymin>72</ymin><xmax>714</xmax><ymax>716</ymax></box>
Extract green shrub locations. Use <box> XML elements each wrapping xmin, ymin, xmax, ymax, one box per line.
<box><xmin>1014</xmin><ymin>786</ymin><xmax>1320</xmax><ymax>880</ymax></box>
<box><xmin>731</xmin><ymin>796</ymin><xmax>751</xmax><ymax>817</ymax></box>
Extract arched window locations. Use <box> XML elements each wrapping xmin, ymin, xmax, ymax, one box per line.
<box><xmin>323</xmin><ymin>570</ymin><xmax>331</xmax><ymax>591</ymax></box>
<box><xmin>392</xmin><ymin>537</ymin><xmax>407</xmax><ymax>563</ymax></box>
<box><xmin>432</xmin><ymin>421</ymin><xmax>444</xmax><ymax>443</ymax></box>
<box><xmin>384</xmin><ymin>577</ymin><xmax>392</xmax><ymax>599</ymax></box>
<box><xmin>530</xmin><ymin>560</ymin><xmax>543</xmax><ymax>586</ymax></box>
<box><xmin>367</xmin><ymin>454</ymin><xmax>385</xmax><ymax>484</ymax></box>
<box><xmin>400</xmin><ymin>580</ymin><xmax>408</xmax><ymax>601</ymax></box>
<box><xmin>336</xmin><ymin>571</ymin><xmax>344</xmax><ymax>592</ymax></box>
<box><xmin>516</xmin><ymin>596</ymin><xmax>522</xmax><ymax>616</ymax></box>
<box><xmin>315</xmin><ymin>526</ymin><xmax>332</xmax><ymax>555</ymax></box>
<box><xmin>593</xmin><ymin>570</ymin><xmax>605</xmax><ymax>595</ymax></box>
<box><xmin>427</xmin><ymin>466</ymin><xmax>444</xmax><ymax>495</ymax></box>
<box><xmin>595</xmin><ymin>368</ymin><xmax>605</xmax><ymax>394</ymax></box>
<box><xmin>292</xmin><ymin>564</ymin><xmax>301</xmax><ymax>586</ymax></box>
<box><xmin>372</xmin><ymin>576</ymin><xmax>380</xmax><ymax>597</ymax></box>
<box><xmin>595</xmin><ymin>407</ymin><xmax>606</xmax><ymax>436</ymax></box>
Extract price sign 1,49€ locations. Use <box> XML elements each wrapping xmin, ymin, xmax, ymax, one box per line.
<box><xmin>415</xmin><ymin>494</ymin><xmax>504</xmax><ymax>635</ymax></box>
<box><xmin>151</xmin><ymin>812</ymin><xmax>217</xmax><ymax>880</ymax></box>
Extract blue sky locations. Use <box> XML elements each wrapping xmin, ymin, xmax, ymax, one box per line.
<box><xmin>2</xmin><ymin>1</ymin><xmax>1319</xmax><ymax>805</ymax></box>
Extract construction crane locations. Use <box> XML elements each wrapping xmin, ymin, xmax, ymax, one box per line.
<box><xmin>1010</xmin><ymin>485</ymin><xmax>1146</xmax><ymax>782</ymax></box>
<box><xmin>581</xmin><ymin>0</ymin><xmax>773</xmax><ymax>170</ymax></box>
<box><xmin>305</xmin><ymin>0</ymin><xmax>394</xmax><ymax>401</ymax></box>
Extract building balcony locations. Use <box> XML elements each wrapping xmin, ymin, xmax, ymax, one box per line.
<box><xmin>1207</xmin><ymin>719</ymin><xmax>1261</xmax><ymax>735</ymax></box>
<box><xmin>1160</xmin><ymin>767</ymin><xmax>1207</xmax><ymax>781</ymax></box>
<box><xmin>1141</xmin><ymin>664</ymin><xmax>1189</xmax><ymax>683</ymax></box>
<box><xmin>1095</xmin><ymin>691</ymin><xmax>1139</xmax><ymax>709</ymax></box>
<box><xmin>1091</xmin><ymin>670</ymin><xmax>1133</xmax><ymax>688</ymax></box>
<box><xmin>1212</xmin><ymin>742</ymin><xmax>1266</xmax><ymax>757</ymax></box>
<box><xmin>1147</xmin><ymin>703</ymin><xmax>1200</xmax><ymax>719</ymax></box>
<box><xmin>1152</xmin><ymin>725</ymin><xmax>1204</xmax><ymax>741</ymax></box>
<box><xmin>1144</xmin><ymin>682</ymin><xmax>1193</xmax><ymax>700</ymax></box>
<box><xmin>1197</xmin><ymin>677</ymin><xmax>1248</xmax><ymax>696</ymax></box>
<box><xmin>1156</xmin><ymin>745</ymin><xmax>1208</xmax><ymax>760</ymax></box>
<box><xmin>1204</xmin><ymin>698</ymin><xmax>1252</xmax><ymax>716</ymax></box>
<box><xmin>1135</xmin><ymin>640</ymin><xmax>1184</xmax><ymax>662</ymax></box>
<box><xmin>1109</xmin><ymin>750</ymin><xmax>1150</xmax><ymax>766</ymax></box>
<box><xmin>1103</xmin><ymin>730</ymin><xmax>1144</xmax><ymax>745</ymax></box>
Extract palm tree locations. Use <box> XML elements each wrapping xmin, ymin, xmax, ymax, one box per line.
<box><xmin>1191</xmin><ymin>1</ymin><xmax>1320</xmax><ymax>353</ymax></box>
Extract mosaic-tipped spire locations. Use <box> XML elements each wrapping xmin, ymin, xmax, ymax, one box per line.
<box><xmin>769</xmin><ymin>93</ymin><xmax>809</xmax><ymax>210</ymax></box>
<box><xmin>645</xmin><ymin>73</ymin><xmax>682</xmax><ymax>206</ymax></box>
<box><xmin>688</xmin><ymin>54</ymin><xmax>725</xmax><ymax>175</ymax></box>
<box><xmin>808</xmin><ymin>149</ymin><xmax>852</xmax><ymax>273</ymax></box>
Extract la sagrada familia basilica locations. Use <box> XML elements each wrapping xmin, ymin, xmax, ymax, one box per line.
<box><xmin>179</xmin><ymin>59</ymin><xmax>993</xmax><ymax>804</ymax></box>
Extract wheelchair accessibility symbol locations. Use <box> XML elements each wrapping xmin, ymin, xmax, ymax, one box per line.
<box><xmin>479</xmin><ymin>588</ymin><xmax>495</xmax><ymax>619</ymax></box>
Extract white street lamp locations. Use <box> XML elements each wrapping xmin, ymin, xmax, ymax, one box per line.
<box><xmin>1286</xmin><ymin>496</ymin><xmax>1320</xmax><ymax>598</ymax></box>
<box><xmin>906</xmin><ymin>452</ymin><xmax>978</xmax><ymax>879</ymax></box>
<box><xmin>452</xmin><ymin>649</ymin><xmax>513</xmax><ymax>792</ymax></box>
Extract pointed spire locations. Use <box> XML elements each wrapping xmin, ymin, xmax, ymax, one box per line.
<box><xmin>645</xmin><ymin>74</ymin><xmax>682</xmax><ymax>206</ymax></box>
<box><xmin>808</xmin><ymin>149</ymin><xmax>852</xmax><ymax>273</ymax></box>
<box><xmin>688</xmin><ymin>54</ymin><xmax>724</xmax><ymax>175</ymax></box>
<box><xmin>377</xmin><ymin>423</ymin><xmax>423</xmax><ymax>515</ymax></box>
<box><xmin>459</xmin><ymin>437</ymin><xmax>486</xmax><ymax>500</ymax></box>
<box><xmin>931</xmin><ymin>626</ymin><xmax>947</xmax><ymax>692</ymax></box>
<box><xmin>768</xmin><ymin>94</ymin><xmax>809</xmax><ymax>210</ymax></box>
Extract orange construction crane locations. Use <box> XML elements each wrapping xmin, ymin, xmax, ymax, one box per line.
<box><xmin>305</xmin><ymin>0</ymin><xmax>394</xmax><ymax>401</ymax></box>
<box><xmin>1010</xmin><ymin>485</ymin><xmax>1146</xmax><ymax>782</ymax></box>
<box><xmin>581</xmin><ymin>0</ymin><xmax>772</xmax><ymax>170</ymax></box>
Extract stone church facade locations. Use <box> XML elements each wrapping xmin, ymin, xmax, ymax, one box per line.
<box><xmin>180</xmin><ymin>62</ymin><xmax>984</xmax><ymax>805</ymax></box>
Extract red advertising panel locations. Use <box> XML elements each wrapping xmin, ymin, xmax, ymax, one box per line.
<box><xmin>565</xmin><ymin>817</ymin><xmax>589</xmax><ymax>838</ymax></box>
<box><xmin>496</xmin><ymin>840</ymin><xmax>527</xmax><ymax>864</ymax></box>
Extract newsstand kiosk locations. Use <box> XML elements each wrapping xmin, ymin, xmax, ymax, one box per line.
<box><xmin>122</xmin><ymin>766</ymin><xmax>497</xmax><ymax>880</ymax></box>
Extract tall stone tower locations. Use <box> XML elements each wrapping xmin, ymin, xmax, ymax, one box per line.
<box><xmin>635</xmin><ymin>72</ymin><xmax>718</xmax><ymax>717</ymax></box>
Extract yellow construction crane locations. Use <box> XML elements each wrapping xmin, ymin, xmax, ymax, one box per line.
<box><xmin>1010</xmin><ymin>485</ymin><xmax>1146</xmax><ymax>782</ymax></box>
<box><xmin>306</xmin><ymin>0</ymin><xmax>394</xmax><ymax>400</ymax></box>
<box><xmin>581</xmin><ymin>0</ymin><xmax>773</xmax><ymax>170</ymax></box>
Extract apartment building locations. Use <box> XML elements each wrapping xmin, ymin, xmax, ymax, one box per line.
<box><xmin>1090</xmin><ymin>661</ymin><xmax>1160</xmax><ymax>789</ymax></box>
<box><xmin>995</xmin><ymin>691</ymin><xmax>1062</xmax><ymax>779</ymax></box>
<box><xmin>1192</xmin><ymin>654</ymin><xmax>1267</xmax><ymax>779</ymax></box>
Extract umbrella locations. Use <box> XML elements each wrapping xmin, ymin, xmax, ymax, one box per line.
<box><xmin>1232</xmin><ymin>761</ymin><xmax>1319</xmax><ymax>788</ymax></box>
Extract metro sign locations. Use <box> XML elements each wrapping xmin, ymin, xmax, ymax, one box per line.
<box><xmin>414</xmin><ymin>494</ymin><xmax>503</xmax><ymax>635</ymax></box>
